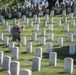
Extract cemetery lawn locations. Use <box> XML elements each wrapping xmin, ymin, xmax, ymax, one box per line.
<box><xmin>0</xmin><ymin>14</ymin><xmax>76</xmax><ymax>75</ymax></box>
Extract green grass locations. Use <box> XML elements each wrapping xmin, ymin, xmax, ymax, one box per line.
<box><xmin>0</xmin><ymin>14</ymin><xmax>76</xmax><ymax>75</ymax></box>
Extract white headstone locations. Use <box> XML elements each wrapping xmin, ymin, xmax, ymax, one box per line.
<box><xmin>13</xmin><ymin>18</ymin><xmax>16</xmax><ymax>25</ymax></box>
<box><xmin>74</xmin><ymin>8</ymin><xmax>76</xmax><ymax>16</ymax></box>
<box><xmin>62</xmin><ymin>10</ymin><xmax>66</xmax><ymax>16</ymax></box>
<box><xmin>67</xmin><ymin>33</ymin><xmax>73</xmax><ymax>42</ymax></box>
<box><xmin>50</xmin><ymin>11</ymin><xmax>54</xmax><ymax>16</ymax></box>
<box><xmin>33</xmin><ymin>15</ymin><xmax>37</xmax><ymax>22</ymax></box>
<box><xmin>26</xmin><ymin>42</ymin><xmax>32</xmax><ymax>53</ymax></box>
<box><xmin>22</xmin><ymin>15</ymin><xmax>26</xmax><ymax>21</ymax></box>
<box><xmin>64</xmin><ymin>24</ymin><xmax>69</xmax><ymax>32</ymax></box>
<box><xmin>36</xmin><ymin>17</ymin><xmax>40</xmax><ymax>24</ymax></box>
<box><xmin>21</xmin><ymin>37</ymin><xmax>26</xmax><ymax>45</ymax></box>
<box><xmin>10</xmin><ymin>61</ymin><xmax>20</xmax><ymax>75</ymax></box>
<box><xmin>57</xmin><ymin>37</ymin><xmax>63</xmax><ymax>46</ymax></box>
<box><xmin>32</xmin><ymin>32</ymin><xmax>37</xmax><ymax>41</ymax></box>
<box><xmin>48</xmin><ymin>33</ymin><xmax>54</xmax><ymax>41</ymax></box>
<box><xmin>45</xmin><ymin>14</ymin><xmax>49</xmax><ymax>20</ymax></box>
<box><xmin>69</xmin><ymin>44</ymin><xmax>75</xmax><ymax>55</ymax></box>
<box><xmin>29</xmin><ymin>21</ymin><xmax>33</xmax><ymax>27</ymax></box>
<box><xmin>41</xmin><ymin>28</ymin><xmax>46</xmax><ymax>36</ymax></box>
<box><xmin>68</xmin><ymin>13</ymin><xmax>73</xmax><ymax>19</ymax></box>
<box><xmin>8</xmin><ymin>13</ymin><xmax>12</xmax><ymax>18</ymax></box>
<box><xmin>56</xmin><ymin>8</ymin><xmax>60</xmax><ymax>14</ymax></box>
<box><xmin>70</xmin><ymin>19</ymin><xmax>75</xmax><ymax>26</ymax></box>
<box><xmin>48</xmin><ymin>24</ymin><xmax>53</xmax><ymax>31</ymax></box>
<box><xmin>12</xmin><ymin>47</ymin><xmax>19</xmax><ymax>59</ymax></box>
<box><xmin>20</xmin><ymin>69</ymin><xmax>32</xmax><ymax>75</ymax></box>
<box><xmin>49</xmin><ymin>52</ymin><xmax>57</xmax><ymax>66</ymax></box>
<box><xmin>73</xmin><ymin>29</ymin><xmax>76</xmax><ymax>37</ymax></box>
<box><xmin>43</xmin><ymin>20</ymin><xmax>47</xmax><ymax>26</ymax></box>
<box><xmin>32</xmin><ymin>57</ymin><xmax>41</xmax><ymax>71</ymax></box>
<box><xmin>49</xmin><ymin>17</ymin><xmax>53</xmax><ymax>23</ymax></box>
<box><xmin>0</xmin><ymin>51</ymin><xmax>4</xmax><ymax>64</ymax></box>
<box><xmin>40</xmin><ymin>37</ymin><xmax>46</xmax><ymax>45</ymax></box>
<box><xmin>34</xmin><ymin>24</ymin><xmax>39</xmax><ymax>31</ymax></box>
<box><xmin>18</xmin><ymin>12</ymin><xmax>22</xmax><ymax>18</ymax></box>
<box><xmin>2</xmin><ymin>56</ymin><xmax>11</xmax><ymax>70</ymax></box>
<box><xmin>6</xmin><ymin>25</ymin><xmax>10</xmax><ymax>32</ymax></box>
<box><xmin>46</xmin><ymin>9</ymin><xmax>49</xmax><ymax>14</ymax></box>
<box><xmin>26</xmin><ymin>18</ymin><xmax>29</xmax><ymax>24</ymax></box>
<box><xmin>35</xmin><ymin>48</ymin><xmax>42</xmax><ymax>59</ymax></box>
<box><xmin>0</xmin><ymin>33</ymin><xmax>3</xmax><ymax>40</ymax></box>
<box><xmin>62</xmin><ymin>17</ymin><xmax>67</xmax><ymax>23</ymax></box>
<box><xmin>67</xmin><ymin>7</ymin><xmax>71</xmax><ymax>13</ymax></box>
<box><xmin>64</xmin><ymin>58</ymin><xmax>73</xmax><ymax>74</ymax></box>
<box><xmin>57</xmin><ymin>20</ymin><xmax>61</xmax><ymax>26</ymax></box>
<box><xmin>46</xmin><ymin>43</ymin><xmax>52</xmax><ymax>53</ymax></box>
<box><xmin>9</xmin><ymin>42</ymin><xmax>15</xmax><ymax>51</ymax></box>
<box><xmin>4</xmin><ymin>36</ymin><xmax>9</xmax><ymax>45</ymax></box>
<box><xmin>29</xmin><ymin>12</ymin><xmax>32</xmax><ymax>17</ymax></box>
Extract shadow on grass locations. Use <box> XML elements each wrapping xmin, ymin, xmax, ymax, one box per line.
<box><xmin>4</xmin><ymin>50</ymin><xmax>11</xmax><ymax>53</ymax></box>
<box><xmin>21</xmin><ymin>52</ymin><xmax>28</xmax><ymax>54</ymax></box>
<box><xmin>0</xmin><ymin>44</ymin><xmax>8</xmax><ymax>48</ymax></box>
<box><xmin>43</xmin><ymin>46</ymin><xmax>76</xmax><ymax>65</ymax></box>
<box><xmin>42</xmin><ymin>53</ymin><xmax>49</xmax><ymax>59</ymax></box>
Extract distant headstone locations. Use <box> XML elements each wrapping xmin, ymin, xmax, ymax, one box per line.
<box><xmin>10</xmin><ymin>61</ymin><xmax>20</xmax><ymax>75</ymax></box>
<box><xmin>68</xmin><ymin>13</ymin><xmax>73</xmax><ymax>19</ymax></box>
<box><xmin>13</xmin><ymin>18</ymin><xmax>16</xmax><ymax>25</ymax></box>
<box><xmin>45</xmin><ymin>14</ymin><xmax>49</xmax><ymax>20</ymax></box>
<box><xmin>67</xmin><ymin>33</ymin><xmax>73</xmax><ymax>42</ymax></box>
<box><xmin>0</xmin><ymin>33</ymin><xmax>3</xmax><ymax>40</ymax></box>
<box><xmin>50</xmin><ymin>11</ymin><xmax>54</xmax><ymax>16</ymax></box>
<box><xmin>36</xmin><ymin>17</ymin><xmax>40</xmax><ymax>24</ymax></box>
<box><xmin>21</xmin><ymin>37</ymin><xmax>26</xmax><ymax>45</ymax></box>
<box><xmin>20</xmin><ymin>69</ymin><xmax>32</xmax><ymax>75</ymax></box>
<box><xmin>43</xmin><ymin>20</ymin><xmax>47</xmax><ymax>26</ymax></box>
<box><xmin>70</xmin><ymin>19</ymin><xmax>75</xmax><ymax>26</ymax></box>
<box><xmin>49</xmin><ymin>17</ymin><xmax>53</xmax><ymax>23</ymax></box>
<box><xmin>4</xmin><ymin>36</ymin><xmax>9</xmax><ymax>45</ymax></box>
<box><xmin>40</xmin><ymin>37</ymin><xmax>46</xmax><ymax>45</ymax></box>
<box><xmin>29</xmin><ymin>12</ymin><xmax>32</xmax><ymax>17</ymax></box>
<box><xmin>49</xmin><ymin>52</ymin><xmax>57</xmax><ymax>66</ymax></box>
<box><xmin>73</xmin><ymin>29</ymin><xmax>76</xmax><ymax>37</ymax></box>
<box><xmin>8</xmin><ymin>13</ymin><xmax>12</xmax><ymax>18</ymax></box>
<box><xmin>46</xmin><ymin>43</ymin><xmax>52</xmax><ymax>53</ymax></box>
<box><xmin>56</xmin><ymin>8</ymin><xmax>60</xmax><ymax>14</ymax></box>
<box><xmin>67</xmin><ymin>7</ymin><xmax>71</xmax><ymax>13</ymax></box>
<box><xmin>64</xmin><ymin>24</ymin><xmax>69</xmax><ymax>32</ymax></box>
<box><xmin>41</xmin><ymin>28</ymin><xmax>46</xmax><ymax>36</ymax></box>
<box><xmin>34</xmin><ymin>24</ymin><xmax>39</xmax><ymax>31</ymax></box>
<box><xmin>2</xmin><ymin>56</ymin><xmax>11</xmax><ymax>70</ymax></box>
<box><xmin>12</xmin><ymin>47</ymin><xmax>19</xmax><ymax>59</ymax></box>
<box><xmin>32</xmin><ymin>57</ymin><xmax>41</xmax><ymax>71</ymax></box>
<box><xmin>48</xmin><ymin>33</ymin><xmax>54</xmax><ymax>41</ymax></box>
<box><xmin>62</xmin><ymin>17</ymin><xmax>67</xmax><ymax>23</ymax></box>
<box><xmin>0</xmin><ymin>51</ymin><xmax>4</xmax><ymax>64</ymax></box>
<box><xmin>48</xmin><ymin>24</ymin><xmax>53</xmax><ymax>31</ymax></box>
<box><xmin>9</xmin><ymin>42</ymin><xmax>15</xmax><ymax>51</ymax></box>
<box><xmin>18</xmin><ymin>12</ymin><xmax>22</xmax><ymax>18</ymax></box>
<box><xmin>26</xmin><ymin>42</ymin><xmax>32</xmax><ymax>53</ymax></box>
<box><xmin>29</xmin><ymin>21</ymin><xmax>33</xmax><ymax>27</ymax></box>
<box><xmin>35</xmin><ymin>48</ymin><xmax>42</xmax><ymax>59</ymax></box>
<box><xmin>57</xmin><ymin>37</ymin><xmax>63</xmax><ymax>46</ymax></box>
<box><xmin>62</xmin><ymin>10</ymin><xmax>66</xmax><ymax>16</ymax></box>
<box><xmin>64</xmin><ymin>58</ymin><xmax>73</xmax><ymax>74</ymax></box>
<box><xmin>69</xmin><ymin>44</ymin><xmax>75</xmax><ymax>55</ymax></box>
<box><xmin>32</xmin><ymin>32</ymin><xmax>37</xmax><ymax>41</ymax></box>
<box><xmin>57</xmin><ymin>20</ymin><xmax>61</xmax><ymax>26</ymax></box>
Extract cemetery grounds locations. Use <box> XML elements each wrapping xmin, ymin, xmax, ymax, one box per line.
<box><xmin>0</xmin><ymin>14</ymin><xmax>76</xmax><ymax>75</ymax></box>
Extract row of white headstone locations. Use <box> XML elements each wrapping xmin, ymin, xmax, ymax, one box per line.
<box><xmin>0</xmin><ymin>51</ymin><xmax>74</xmax><ymax>74</ymax></box>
